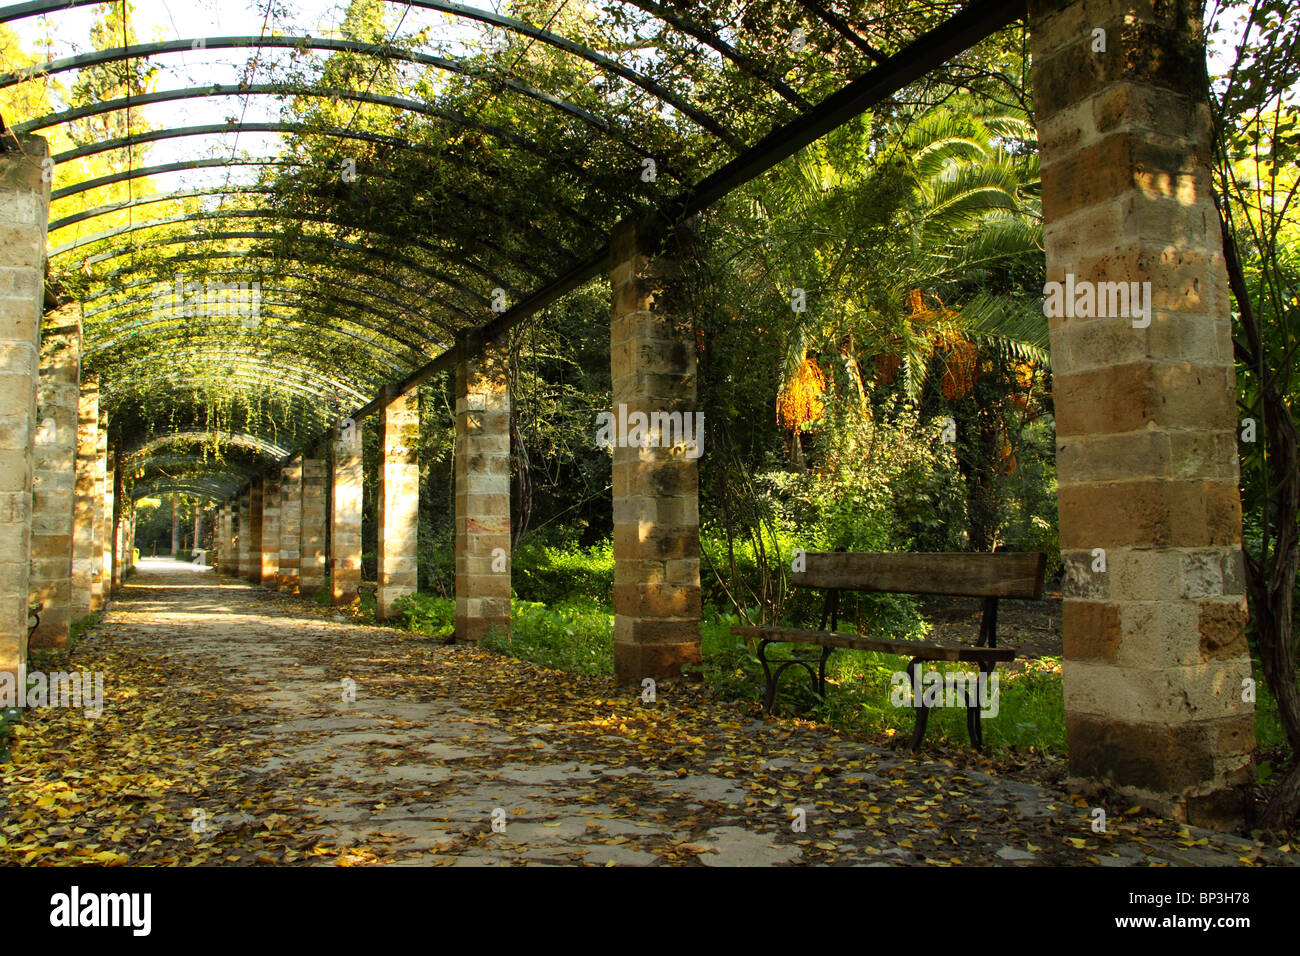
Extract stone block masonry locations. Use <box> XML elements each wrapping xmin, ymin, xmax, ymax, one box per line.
<box><xmin>300</xmin><ymin>449</ymin><xmax>327</xmax><ymax>597</ymax></box>
<box><xmin>260</xmin><ymin>472</ymin><xmax>280</xmax><ymax>588</ymax></box>
<box><xmin>331</xmin><ymin>431</ymin><xmax>362</xmax><ymax>605</ymax></box>
<box><xmin>378</xmin><ymin>389</ymin><xmax>419</xmax><ymax>620</ymax></box>
<box><xmin>278</xmin><ymin>458</ymin><xmax>302</xmax><ymax>591</ymax></box>
<box><xmin>0</xmin><ymin>135</ymin><xmax>51</xmax><ymax>684</ymax></box>
<box><xmin>28</xmin><ymin>308</ymin><xmax>81</xmax><ymax>649</ymax></box>
<box><xmin>454</xmin><ymin>333</ymin><xmax>511</xmax><ymax>643</ymax></box>
<box><xmin>608</xmin><ymin>217</ymin><xmax>702</xmax><ymax>684</ymax></box>
<box><xmin>1030</xmin><ymin>0</ymin><xmax>1253</xmax><ymax>827</ymax></box>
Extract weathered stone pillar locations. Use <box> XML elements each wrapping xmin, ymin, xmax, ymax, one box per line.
<box><xmin>90</xmin><ymin>409</ymin><xmax>107</xmax><ymax>610</ymax></box>
<box><xmin>225</xmin><ymin>499</ymin><xmax>238</xmax><ymax>575</ymax></box>
<box><xmin>1031</xmin><ymin>0</ymin><xmax>1253</xmax><ymax>826</ymax></box>
<box><xmin>260</xmin><ymin>472</ymin><xmax>280</xmax><ymax>588</ymax></box>
<box><xmin>237</xmin><ymin>486</ymin><xmax>252</xmax><ymax>581</ymax></box>
<box><xmin>28</xmin><ymin>310</ymin><xmax>81</xmax><ymax>650</ymax></box>
<box><xmin>330</xmin><ymin>428</ymin><xmax>362</xmax><ymax>605</ymax></box>
<box><xmin>608</xmin><ymin>218</ymin><xmax>702</xmax><ymax>683</ymax></box>
<box><xmin>454</xmin><ymin>334</ymin><xmax>511</xmax><ymax>643</ymax></box>
<box><xmin>378</xmin><ymin>388</ymin><xmax>419</xmax><ymax>620</ymax></box>
<box><xmin>278</xmin><ymin>458</ymin><xmax>302</xmax><ymax>591</ymax></box>
<box><xmin>103</xmin><ymin>445</ymin><xmax>117</xmax><ymax>596</ymax></box>
<box><xmin>110</xmin><ymin>463</ymin><xmax>124</xmax><ymax>592</ymax></box>
<box><xmin>170</xmin><ymin>495</ymin><xmax>180</xmax><ymax>556</ymax></box>
<box><xmin>71</xmin><ymin>373</ymin><xmax>98</xmax><ymax>618</ymax></box>
<box><xmin>245</xmin><ymin>479</ymin><xmax>263</xmax><ymax>583</ymax></box>
<box><xmin>0</xmin><ymin>134</ymin><xmax>51</xmax><ymax>685</ymax></box>
<box><xmin>300</xmin><ymin>449</ymin><xmax>327</xmax><ymax>597</ymax></box>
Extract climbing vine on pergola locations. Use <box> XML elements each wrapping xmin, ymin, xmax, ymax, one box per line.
<box><xmin>1</xmin><ymin>0</ymin><xmax>1023</xmax><ymax>499</ymax></box>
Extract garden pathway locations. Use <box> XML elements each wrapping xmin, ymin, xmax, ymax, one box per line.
<box><xmin>2</xmin><ymin>558</ymin><xmax>1293</xmax><ymax>867</ymax></box>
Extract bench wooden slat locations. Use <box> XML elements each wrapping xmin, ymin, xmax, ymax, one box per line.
<box><xmin>794</xmin><ymin>551</ymin><xmax>1046</xmax><ymax>599</ymax></box>
<box><xmin>734</xmin><ymin>625</ymin><xmax>1016</xmax><ymax>663</ymax></box>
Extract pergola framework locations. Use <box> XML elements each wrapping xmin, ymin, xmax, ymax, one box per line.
<box><xmin>0</xmin><ymin>0</ymin><xmax>1255</xmax><ymax>828</ymax></box>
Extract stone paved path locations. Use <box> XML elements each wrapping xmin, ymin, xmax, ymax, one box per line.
<box><xmin>3</xmin><ymin>559</ymin><xmax>1293</xmax><ymax>867</ymax></box>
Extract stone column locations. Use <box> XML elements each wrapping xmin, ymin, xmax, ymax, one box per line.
<box><xmin>260</xmin><ymin>472</ymin><xmax>280</xmax><ymax>588</ymax></box>
<box><xmin>226</xmin><ymin>499</ymin><xmax>239</xmax><ymax>576</ymax></box>
<box><xmin>330</xmin><ymin>427</ymin><xmax>362</xmax><ymax>605</ymax></box>
<box><xmin>170</xmin><ymin>495</ymin><xmax>180</xmax><ymax>556</ymax></box>
<box><xmin>237</xmin><ymin>486</ymin><xmax>252</xmax><ymax>581</ymax></box>
<box><xmin>608</xmin><ymin>218</ymin><xmax>702</xmax><ymax>683</ymax></box>
<box><xmin>0</xmin><ymin>134</ymin><xmax>51</xmax><ymax>685</ymax></box>
<box><xmin>110</xmin><ymin>463</ymin><xmax>123</xmax><ymax>592</ymax></box>
<box><xmin>1031</xmin><ymin>0</ymin><xmax>1253</xmax><ymax>827</ymax></box>
<box><xmin>378</xmin><ymin>388</ymin><xmax>419</xmax><ymax>620</ymax></box>
<box><xmin>278</xmin><ymin>457</ymin><xmax>302</xmax><ymax>591</ymax></box>
<box><xmin>454</xmin><ymin>334</ymin><xmax>511</xmax><ymax>643</ymax></box>
<box><xmin>218</xmin><ymin>501</ymin><xmax>230</xmax><ymax>570</ymax></box>
<box><xmin>90</xmin><ymin>409</ymin><xmax>107</xmax><ymax>610</ymax></box>
<box><xmin>71</xmin><ymin>373</ymin><xmax>98</xmax><ymax>618</ymax></box>
<box><xmin>300</xmin><ymin>449</ymin><xmax>327</xmax><ymax>597</ymax></box>
<box><xmin>103</xmin><ymin>445</ymin><xmax>116</xmax><ymax>597</ymax></box>
<box><xmin>28</xmin><ymin>310</ymin><xmax>81</xmax><ymax>650</ymax></box>
<box><xmin>245</xmin><ymin>479</ymin><xmax>263</xmax><ymax>583</ymax></box>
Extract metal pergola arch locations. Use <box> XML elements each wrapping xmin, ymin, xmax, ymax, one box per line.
<box><xmin>52</xmin><ymin>158</ymin><xmax>289</xmax><ymax>202</ymax></box>
<box><xmin>129</xmin><ymin>478</ymin><xmax>241</xmax><ymax>503</ymax></box>
<box><xmin>0</xmin><ymin>1</ymin><xmax>799</xmax><ymax>144</ymax></box>
<box><xmin>51</xmin><ymin>203</ymin><xmax>549</xmax><ymax>293</ymax></box>
<box><xmin>92</xmin><ymin>248</ymin><xmax>467</xmax><ymax>329</ymax></box>
<box><xmin>83</xmin><ymin>285</ymin><xmax>437</xmax><ymax>357</ymax></box>
<box><xmin>83</xmin><ymin>264</ymin><xmax>451</xmax><ymax>344</ymax></box>
<box><xmin>0</xmin><ymin>36</ymin><xmax>625</xmax><ymax>136</ymax></box>
<box><xmin>123</xmin><ymin>430</ymin><xmax>293</xmax><ymax>461</ymax></box>
<box><xmin>48</xmin><ymin>150</ymin><xmax>607</xmax><ymax>241</ymax></box>
<box><xmin>78</xmin><ymin>230</ymin><xmax>491</xmax><ymax>313</ymax></box>
<box><xmin>126</xmin><ymin>458</ymin><xmax>256</xmax><ymax>487</ymax></box>
<box><xmin>97</xmin><ymin>354</ymin><xmax>377</xmax><ymax>408</ymax></box>
<box><xmin>85</xmin><ymin>306</ymin><xmax>426</xmax><ymax>369</ymax></box>
<box><xmin>51</xmin><ymin>180</ymin><xmax>585</xmax><ymax>264</ymax></box>
<box><xmin>8</xmin><ymin>0</ymin><xmax>1027</xmax><ymax>485</ymax></box>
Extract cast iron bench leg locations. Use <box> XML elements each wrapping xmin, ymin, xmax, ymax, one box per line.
<box><xmin>963</xmin><ymin>663</ymin><xmax>995</xmax><ymax>750</ymax></box>
<box><xmin>907</xmin><ymin>657</ymin><xmax>930</xmax><ymax>751</ymax></box>
<box><xmin>760</xmin><ymin>640</ymin><xmax>778</xmax><ymax>713</ymax></box>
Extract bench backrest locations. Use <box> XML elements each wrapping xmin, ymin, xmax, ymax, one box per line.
<box><xmin>793</xmin><ymin>551</ymin><xmax>1046</xmax><ymax>600</ymax></box>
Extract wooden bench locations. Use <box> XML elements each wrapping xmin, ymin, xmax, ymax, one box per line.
<box><xmin>734</xmin><ymin>551</ymin><xmax>1047</xmax><ymax>750</ymax></box>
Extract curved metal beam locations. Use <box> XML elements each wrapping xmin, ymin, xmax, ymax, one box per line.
<box><xmin>92</xmin><ymin>249</ymin><xmax>464</xmax><ymax>329</ymax></box>
<box><xmin>52</xmin><ymin>120</ymin><xmax>403</xmax><ymax>165</ymax></box>
<box><xmin>86</xmin><ymin>306</ymin><xmax>422</xmax><ymax>369</ymax></box>
<box><xmin>76</xmin><ymin>230</ymin><xmax>490</xmax><ymax>313</ymax></box>
<box><xmin>124</xmin><ymin>430</ymin><xmax>292</xmax><ymax>460</ymax></box>
<box><xmin>99</xmin><ymin>360</ymin><xmax>370</xmax><ymax>410</ymax></box>
<box><xmin>0</xmin><ymin>8</ymin><xmax>740</xmax><ymax>145</ymax></box>
<box><xmin>84</xmin><ymin>284</ymin><xmax>434</xmax><ymax>358</ymax></box>
<box><xmin>0</xmin><ymin>35</ymin><xmax>616</xmax><ymax>135</ymax></box>
<box><xmin>51</xmin><ymin>157</ymin><xmax>287</xmax><ymax>202</ymax></box>
<box><xmin>51</xmin><ymin>204</ymin><xmax>536</xmax><ymax>295</ymax></box>
<box><xmin>51</xmin><ymin>183</ymin><xmax>584</xmax><ymax>264</ymax></box>
<box><xmin>48</xmin><ymin>152</ymin><xmax>603</xmax><ymax>239</ymax></box>
<box><xmin>49</xmin><ymin>192</ymin><xmax>553</xmax><ymax>286</ymax></box>
<box><xmin>84</xmin><ymin>264</ymin><xmax>447</xmax><ymax>344</ymax></box>
<box><xmin>99</xmin><ymin>347</ymin><xmax>379</xmax><ymax>397</ymax></box>
<box><xmin>60</xmin><ymin>211</ymin><xmax>523</xmax><ymax>309</ymax></box>
<box><xmin>130</xmin><ymin>478</ymin><xmax>240</xmax><ymax>503</ymax></box>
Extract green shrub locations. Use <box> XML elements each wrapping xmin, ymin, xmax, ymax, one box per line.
<box><xmin>389</xmin><ymin>592</ymin><xmax>455</xmax><ymax>638</ymax></box>
<box><xmin>510</xmin><ymin>541</ymin><xmax>613</xmax><ymax>605</ymax></box>
<box><xmin>481</xmin><ymin>598</ymin><xmax>613</xmax><ymax>674</ymax></box>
